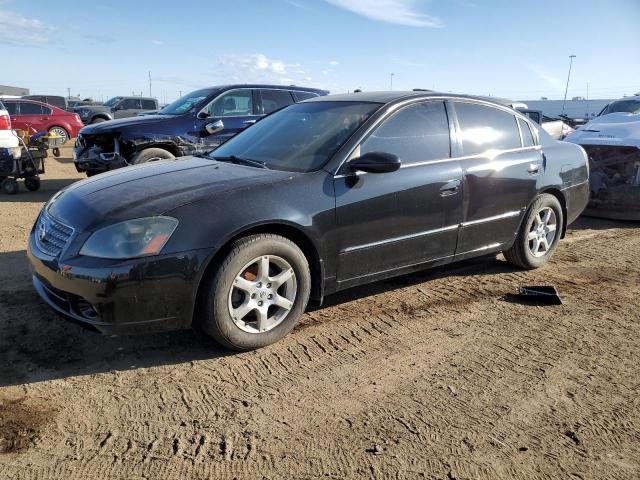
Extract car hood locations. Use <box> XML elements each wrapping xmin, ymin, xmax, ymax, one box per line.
<box><xmin>565</xmin><ymin>113</ymin><xmax>640</xmax><ymax>148</ymax></box>
<box><xmin>47</xmin><ymin>157</ymin><xmax>298</xmax><ymax>230</ymax></box>
<box><xmin>80</xmin><ymin>115</ymin><xmax>174</xmax><ymax>134</ymax></box>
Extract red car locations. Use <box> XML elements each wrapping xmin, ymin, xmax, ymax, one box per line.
<box><xmin>2</xmin><ymin>98</ymin><xmax>83</xmax><ymax>142</ymax></box>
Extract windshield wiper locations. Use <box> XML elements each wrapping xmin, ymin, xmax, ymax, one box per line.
<box><xmin>213</xmin><ymin>155</ymin><xmax>269</xmax><ymax>169</ymax></box>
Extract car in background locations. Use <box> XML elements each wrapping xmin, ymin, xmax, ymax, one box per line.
<box><xmin>74</xmin><ymin>96</ymin><xmax>159</xmax><ymax>124</ymax></box>
<box><xmin>73</xmin><ymin>84</ymin><xmax>328</xmax><ymax>176</ymax></box>
<box><xmin>31</xmin><ymin>91</ymin><xmax>589</xmax><ymax>349</ymax></box>
<box><xmin>68</xmin><ymin>99</ymin><xmax>102</xmax><ymax>109</ymax></box>
<box><xmin>23</xmin><ymin>95</ymin><xmax>69</xmax><ymax>111</ymax></box>
<box><xmin>2</xmin><ymin>98</ymin><xmax>84</xmax><ymax>142</ymax></box>
<box><xmin>0</xmin><ymin>100</ymin><xmax>21</xmax><ymax>161</ymax></box>
<box><xmin>565</xmin><ymin>95</ymin><xmax>640</xmax><ymax>220</ymax></box>
<box><xmin>516</xmin><ymin>108</ymin><xmax>575</xmax><ymax>140</ymax></box>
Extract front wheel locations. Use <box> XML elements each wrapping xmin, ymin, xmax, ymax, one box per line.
<box><xmin>199</xmin><ymin>234</ymin><xmax>311</xmax><ymax>350</ymax></box>
<box><xmin>504</xmin><ymin>193</ymin><xmax>563</xmax><ymax>269</ymax></box>
<box><xmin>130</xmin><ymin>148</ymin><xmax>175</xmax><ymax>165</ymax></box>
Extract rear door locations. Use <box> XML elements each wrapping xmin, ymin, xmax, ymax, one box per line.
<box><xmin>452</xmin><ymin>101</ymin><xmax>543</xmax><ymax>258</ymax></box>
<box><xmin>14</xmin><ymin>101</ymin><xmax>46</xmax><ymax>134</ymax></box>
<box><xmin>197</xmin><ymin>88</ymin><xmax>261</xmax><ymax>148</ymax></box>
<box><xmin>334</xmin><ymin>100</ymin><xmax>463</xmax><ymax>283</ymax></box>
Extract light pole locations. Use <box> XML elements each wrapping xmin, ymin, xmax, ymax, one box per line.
<box><xmin>561</xmin><ymin>54</ymin><xmax>576</xmax><ymax>116</ymax></box>
<box><xmin>390</xmin><ymin>73</ymin><xmax>394</xmax><ymax>90</ymax></box>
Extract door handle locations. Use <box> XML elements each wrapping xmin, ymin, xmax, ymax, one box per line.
<box><xmin>243</xmin><ymin>119</ymin><xmax>257</xmax><ymax>125</ymax></box>
<box><xmin>527</xmin><ymin>163</ymin><xmax>540</xmax><ymax>175</ymax></box>
<box><xmin>440</xmin><ymin>179</ymin><xmax>461</xmax><ymax>196</ymax></box>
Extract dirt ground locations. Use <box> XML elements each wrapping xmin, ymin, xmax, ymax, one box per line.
<box><xmin>1</xmin><ymin>144</ymin><xmax>639</xmax><ymax>480</ymax></box>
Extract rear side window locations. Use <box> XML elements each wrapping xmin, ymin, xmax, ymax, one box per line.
<box><xmin>455</xmin><ymin>102</ymin><xmax>521</xmax><ymax>155</ymax></box>
<box><xmin>518</xmin><ymin>118</ymin><xmax>535</xmax><ymax>147</ymax></box>
<box><xmin>141</xmin><ymin>99</ymin><xmax>156</xmax><ymax>109</ymax></box>
<box><xmin>361</xmin><ymin>101</ymin><xmax>451</xmax><ymax>165</ymax></box>
<box><xmin>260</xmin><ymin>89</ymin><xmax>294</xmax><ymax>114</ymax></box>
<box><xmin>293</xmin><ymin>91</ymin><xmax>318</xmax><ymax>102</ymax></box>
<box><xmin>4</xmin><ymin>102</ymin><xmax>18</xmax><ymax>115</ymax></box>
<box><xmin>19</xmin><ymin>102</ymin><xmax>43</xmax><ymax>115</ymax></box>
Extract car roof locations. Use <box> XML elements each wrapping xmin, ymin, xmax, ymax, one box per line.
<box><xmin>213</xmin><ymin>84</ymin><xmax>329</xmax><ymax>94</ymax></box>
<box><xmin>304</xmin><ymin>90</ymin><xmax>520</xmax><ymax>108</ymax></box>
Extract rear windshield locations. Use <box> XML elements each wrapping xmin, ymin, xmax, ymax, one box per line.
<box><xmin>159</xmin><ymin>89</ymin><xmax>217</xmax><ymax>115</ymax></box>
<box><xmin>209</xmin><ymin>101</ymin><xmax>380</xmax><ymax>172</ymax></box>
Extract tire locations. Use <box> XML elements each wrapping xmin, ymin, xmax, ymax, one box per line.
<box><xmin>2</xmin><ymin>179</ymin><xmax>19</xmax><ymax>195</ymax></box>
<box><xmin>90</xmin><ymin>118</ymin><xmax>107</xmax><ymax>124</ymax></box>
<box><xmin>24</xmin><ymin>176</ymin><xmax>41</xmax><ymax>191</ymax></box>
<box><xmin>504</xmin><ymin>193</ymin><xmax>563</xmax><ymax>269</ymax></box>
<box><xmin>130</xmin><ymin>148</ymin><xmax>175</xmax><ymax>165</ymax></box>
<box><xmin>48</xmin><ymin>126</ymin><xmax>69</xmax><ymax>144</ymax></box>
<box><xmin>52</xmin><ymin>147</ymin><xmax>60</xmax><ymax>158</ymax></box>
<box><xmin>199</xmin><ymin>234</ymin><xmax>311</xmax><ymax>350</ymax></box>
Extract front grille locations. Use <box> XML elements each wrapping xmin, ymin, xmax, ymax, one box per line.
<box><xmin>34</xmin><ymin>211</ymin><xmax>74</xmax><ymax>257</ymax></box>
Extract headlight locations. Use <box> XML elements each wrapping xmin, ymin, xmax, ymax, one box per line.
<box><xmin>80</xmin><ymin>217</ymin><xmax>178</xmax><ymax>259</ymax></box>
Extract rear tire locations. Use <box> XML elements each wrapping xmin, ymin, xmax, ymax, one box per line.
<box><xmin>24</xmin><ymin>176</ymin><xmax>41</xmax><ymax>191</ymax></box>
<box><xmin>48</xmin><ymin>126</ymin><xmax>69</xmax><ymax>144</ymax></box>
<box><xmin>504</xmin><ymin>193</ymin><xmax>563</xmax><ymax>269</ymax></box>
<box><xmin>199</xmin><ymin>234</ymin><xmax>311</xmax><ymax>350</ymax></box>
<box><xmin>130</xmin><ymin>148</ymin><xmax>175</xmax><ymax>165</ymax></box>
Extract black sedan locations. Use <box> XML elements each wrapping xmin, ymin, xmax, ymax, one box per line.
<box><xmin>28</xmin><ymin>92</ymin><xmax>589</xmax><ymax>350</ymax></box>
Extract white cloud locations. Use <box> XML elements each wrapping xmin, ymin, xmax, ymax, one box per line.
<box><xmin>217</xmin><ymin>53</ymin><xmax>312</xmax><ymax>85</ymax></box>
<box><xmin>0</xmin><ymin>8</ymin><xmax>54</xmax><ymax>46</ymax></box>
<box><xmin>324</xmin><ymin>0</ymin><xmax>442</xmax><ymax>27</ymax></box>
<box><xmin>329</xmin><ymin>60</ymin><xmax>340</xmax><ymax>66</ymax></box>
<box><xmin>526</xmin><ymin>64</ymin><xmax>564</xmax><ymax>91</ymax></box>
<box><xmin>151</xmin><ymin>39</ymin><xmax>164</xmax><ymax>46</ymax></box>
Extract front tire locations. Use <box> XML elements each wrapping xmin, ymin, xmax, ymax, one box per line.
<box><xmin>130</xmin><ymin>148</ymin><xmax>175</xmax><ymax>165</ymax></box>
<box><xmin>199</xmin><ymin>234</ymin><xmax>311</xmax><ymax>350</ymax></box>
<box><xmin>504</xmin><ymin>193</ymin><xmax>563</xmax><ymax>269</ymax></box>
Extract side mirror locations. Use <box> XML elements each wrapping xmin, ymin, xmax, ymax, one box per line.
<box><xmin>348</xmin><ymin>151</ymin><xmax>401</xmax><ymax>174</ymax></box>
<box><xmin>205</xmin><ymin>119</ymin><xmax>224</xmax><ymax>135</ymax></box>
<box><xmin>197</xmin><ymin>110</ymin><xmax>210</xmax><ymax>120</ymax></box>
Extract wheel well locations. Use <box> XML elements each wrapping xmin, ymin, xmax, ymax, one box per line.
<box><xmin>193</xmin><ymin>223</ymin><xmax>323</xmax><ymax>326</ymax></box>
<box><xmin>539</xmin><ymin>188</ymin><xmax>568</xmax><ymax>238</ymax></box>
<box><xmin>91</xmin><ymin>114</ymin><xmax>110</xmax><ymax>122</ymax></box>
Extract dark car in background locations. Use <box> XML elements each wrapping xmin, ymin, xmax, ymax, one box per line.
<box><xmin>3</xmin><ymin>98</ymin><xmax>84</xmax><ymax>141</ymax></box>
<box><xmin>30</xmin><ymin>91</ymin><xmax>589</xmax><ymax>350</ymax></box>
<box><xmin>73</xmin><ymin>84</ymin><xmax>328</xmax><ymax>176</ymax></box>
<box><xmin>74</xmin><ymin>96</ymin><xmax>159</xmax><ymax>125</ymax></box>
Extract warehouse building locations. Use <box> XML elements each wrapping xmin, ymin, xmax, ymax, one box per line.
<box><xmin>0</xmin><ymin>85</ymin><xmax>30</xmax><ymax>96</ymax></box>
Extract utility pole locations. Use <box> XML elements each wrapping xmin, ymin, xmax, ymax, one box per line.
<box><xmin>390</xmin><ymin>73</ymin><xmax>394</xmax><ymax>90</ymax></box>
<box><xmin>148</xmin><ymin>71</ymin><xmax>152</xmax><ymax>97</ymax></box>
<box><xmin>561</xmin><ymin>54</ymin><xmax>576</xmax><ymax>116</ymax></box>
<box><xmin>67</xmin><ymin>87</ymin><xmax>71</xmax><ymax>99</ymax></box>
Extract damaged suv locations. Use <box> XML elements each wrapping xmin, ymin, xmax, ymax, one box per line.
<box><xmin>565</xmin><ymin>95</ymin><xmax>640</xmax><ymax>220</ymax></box>
<box><xmin>73</xmin><ymin>85</ymin><xmax>328</xmax><ymax>176</ymax></box>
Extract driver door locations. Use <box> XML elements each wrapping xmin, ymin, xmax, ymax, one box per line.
<box><xmin>196</xmin><ymin>89</ymin><xmax>261</xmax><ymax>149</ymax></box>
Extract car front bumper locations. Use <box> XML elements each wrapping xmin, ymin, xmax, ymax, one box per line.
<box><xmin>28</xmin><ymin>231</ymin><xmax>214</xmax><ymax>336</ymax></box>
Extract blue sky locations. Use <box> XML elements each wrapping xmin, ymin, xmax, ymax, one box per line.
<box><xmin>1</xmin><ymin>0</ymin><xmax>638</xmax><ymax>103</ymax></box>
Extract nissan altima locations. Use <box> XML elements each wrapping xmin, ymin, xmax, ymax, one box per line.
<box><xmin>28</xmin><ymin>92</ymin><xmax>589</xmax><ymax>350</ymax></box>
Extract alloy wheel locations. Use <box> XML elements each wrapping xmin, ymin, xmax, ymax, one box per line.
<box><xmin>527</xmin><ymin>207</ymin><xmax>557</xmax><ymax>257</ymax></box>
<box><xmin>49</xmin><ymin>127</ymin><xmax>68</xmax><ymax>142</ymax></box>
<box><xmin>228</xmin><ymin>255</ymin><xmax>297</xmax><ymax>334</ymax></box>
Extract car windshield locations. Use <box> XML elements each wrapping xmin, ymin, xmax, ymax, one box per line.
<box><xmin>209</xmin><ymin>101</ymin><xmax>380</xmax><ymax>172</ymax></box>
<box><xmin>159</xmin><ymin>89</ymin><xmax>216</xmax><ymax>115</ymax></box>
<box><xmin>103</xmin><ymin>97</ymin><xmax>122</xmax><ymax>107</ymax></box>
<box><xmin>601</xmin><ymin>99</ymin><xmax>640</xmax><ymax>115</ymax></box>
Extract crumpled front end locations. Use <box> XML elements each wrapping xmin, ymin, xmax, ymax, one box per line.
<box><xmin>565</xmin><ymin>113</ymin><xmax>640</xmax><ymax>220</ymax></box>
<box><xmin>74</xmin><ymin>133</ymin><xmax>127</xmax><ymax>173</ymax></box>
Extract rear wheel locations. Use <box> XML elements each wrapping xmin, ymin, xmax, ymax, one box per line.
<box><xmin>48</xmin><ymin>126</ymin><xmax>69</xmax><ymax>144</ymax></box>
<box><xmin>199</xmin><ymin>234</ymin><xmax>311</xmax><ymax>350</ymax></box>
<box><xmin>24</xmin><ymin>176</ymin><xmax>41</xmax><ymax>191</ymax></box>
<box><xmin>130</xmin><ymin>148</ymin><xmax>175</xmax><ymax>165</ymax></box>
<box><xmin>504</xmin><ymin>193</ymin><xmax>563</xmax><ymax>269</ymax></box>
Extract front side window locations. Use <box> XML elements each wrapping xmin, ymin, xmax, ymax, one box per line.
<box><xmin>360</xmin><ymin>101</ymin><xmax>450</xmax><ymax>165</ymax></box>
<box><xmin>207</xmin><ymin>90</ymin><xmax>253</xmax><ymax>117</ymax></box>
<box><xmin>19</xmin><ymin>102</ymin><xmax>43</xmax><ymax>115</ymax></box>
<box><xmin>210</xmin><ymin>101</ymin><xmax>380</xmax><ymax>172</ymax></box>
<box><xmin>121</xmin><ymin>98</ymin><xmax>141</xmax><ymax>109</ymax></box>
<box><xmin>260</xmin><ymin>89</ymin><xmax>294</xmax><ymax>114</ymax></box>
<box><xmin>455</xmin><ymin>102</ymin><xmax>521</xmax><ymax>155</ymax></box>
<box><xmin>103</xmin><ymin>97</ymin><xmax>123</xmax><ymax>107</ymax></box>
